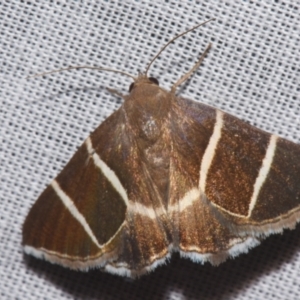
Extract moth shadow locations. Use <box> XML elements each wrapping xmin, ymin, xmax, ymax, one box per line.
<box><xmin>23</xmin><ymin>225</ymin><xmax>300</xmax><ymax>299</ymax></box>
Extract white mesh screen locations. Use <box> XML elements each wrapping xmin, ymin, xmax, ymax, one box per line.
<box><xmin>1</xmin><ymin>1</ymin><xmax>300</xmax><ymax>299</ymax></box>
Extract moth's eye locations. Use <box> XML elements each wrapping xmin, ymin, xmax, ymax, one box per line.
<box><xmin>129</xmin><ymin>82</ymin><xmax>135</xmax><ymax>92</ymax></box>
<box><xmin>149</xmin><ymin>77</ymin><xmax>159</xmax><ymax>86</ymax></box>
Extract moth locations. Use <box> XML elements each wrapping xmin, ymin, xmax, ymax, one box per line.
<box><xmin>23</xmin><ymin>20</ymin><xmax>300</xmax><ymax>278</ymax></box>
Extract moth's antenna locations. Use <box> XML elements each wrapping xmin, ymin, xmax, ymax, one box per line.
<box><xmin>171</xmin><ymin>42</ymin><xmax>212</xmax><ymax>92</ymax></box>
<box><xmin>27</xmin><ymin>66</ymin><xmax>136</xmax><ymax>81</ymax></box>
<box><xmin>144</xmin><ymin>18</ymin><xmax>215</xmax><ymax>76</ymax></box>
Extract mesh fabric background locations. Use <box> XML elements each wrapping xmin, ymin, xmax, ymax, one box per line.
<box><xmin>1</xmin><ymin>1</ymin><xmax>300</xmax><ymax>299</ymax></box>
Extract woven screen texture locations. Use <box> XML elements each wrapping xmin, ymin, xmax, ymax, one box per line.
<box><xmin>1</xmin><ymin>1</ymin><xmax>300</xmax><ymax>299</ymax></box>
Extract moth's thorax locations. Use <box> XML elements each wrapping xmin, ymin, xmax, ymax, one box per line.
<box><xmin>123</xmin><ymin>79</ymin><xmax>172</xmax><ymax>143</ymax></box>
<box><xmin>123</xmin><ymin>79</ymin><xmax>173</xmax><ymax>207</ymax></box>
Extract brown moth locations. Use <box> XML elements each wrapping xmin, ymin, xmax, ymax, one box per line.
<box><xmin>23</xmin><ymin>20</ymin><xmax>300</xmax><ymax>278</ymax></box>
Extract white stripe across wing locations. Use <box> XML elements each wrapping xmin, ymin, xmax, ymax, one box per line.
<box><xmin>127</xmin><ymin>188</ymin><xmax>201</xmax><ymax>218</ymax></box>
<box><xmin>86</xmin><ymin>137</ymin><xmax>168</xmax><ymax>219</ymax></box>
<box><xmin>199</xmin><ymin>110</ymin><xmax>223</xmax><ymax>192</ymax></box>
<box><xmin>85</xmin><ymin>137</ymin><xmax>129</xmax><ymax>207</ymax></box>
<box><xmin>247</xmin><ymin>134</ymin><xmax>278</xmax><ymax>218</ymax></box>
<box><xmin>51</xmin><ymin>180</ymin><xmax>102</xmax><ymax>249</ymax></box>
<box><xmin>128</xmin><ymin>188</ymin><xmax>201</xmax><ymax>218</ymax></box>
<box><xmin>207</xmin><ymin>201</ymin><xmax>246</xmax><ymax>218</ymax></box>
<box><xmin>168</xmin><ymin>188</ymin><xmax>200</xmax><ymax>213</ymax></box>
<box><xmin>128</xmin><ymin>202</ymin><xmax>165</xmax><ymax>219</ymax></box>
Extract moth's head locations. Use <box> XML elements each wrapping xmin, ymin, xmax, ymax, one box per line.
<box><xmin>128</xmin><ymin>75</ymin><xmax>159</xmax><ymax>93</ymax></box>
